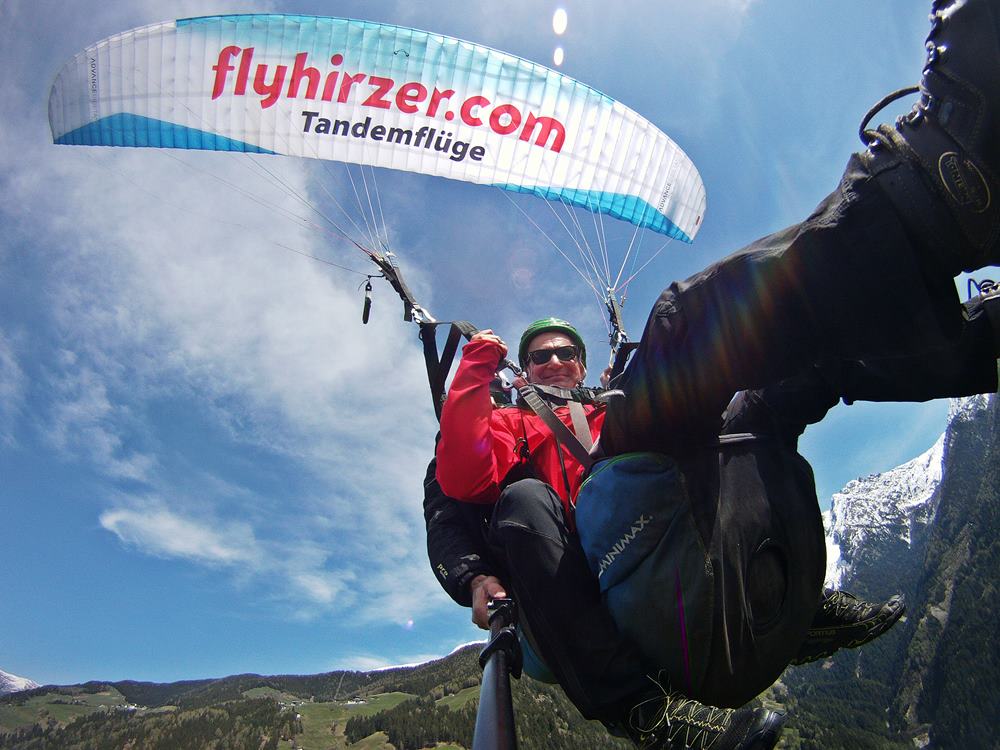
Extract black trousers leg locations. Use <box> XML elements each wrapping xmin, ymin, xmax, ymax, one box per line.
<box><xmin>487</xmin><ymin>478</ymin><xmax>651</xmax><ymax>721</ymax></box>
<box><xmin>602</xmin><ymin>154</ymin><xmax>985</xmax><ymax>457</ymax></box>
<box><xmin>720</xmin><ymin>292</ymin><xmax>999</xmax><ymax>449</ymax></box>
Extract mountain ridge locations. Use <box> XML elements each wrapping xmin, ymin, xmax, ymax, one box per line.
<box><xmin>0</xmin><ymin>671</ymin><xmax>39</xmax><ymax>697</ymax></box>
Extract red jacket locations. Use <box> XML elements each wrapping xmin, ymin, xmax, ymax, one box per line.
<box><xmin>435</xmin><ymin>338</ymin><xmax>604</xmax><ymax>512</ymax></box>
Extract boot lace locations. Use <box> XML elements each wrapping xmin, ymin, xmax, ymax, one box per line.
<box><xmin>820</xmin><ymin>590</ymin><xmax>878</xmax><ymax>623</ymax></box>
<box><xmin>859</xmin><ymin>2</ymin><xmax>952</xmax><ymax>148</ymax></box>
<box><xmin>628</xmin><ymin>673</ymin><xmax>736</xmax><ymax>749</ymax></box>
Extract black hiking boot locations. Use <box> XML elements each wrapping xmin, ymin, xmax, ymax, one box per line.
<box><xmin>791</xmin><ymin>589</ymin><xmax>906</xmax><ymax>666</ymax></box>
<box><xmin>860</xmin><ymin>0</ymin><xmax>1000</xmax><ymax>275</ymax></box>
<box><xmin>623</xmin><ymin>682</ymin><xmax>785</xmax><ymax>750</ymax></box>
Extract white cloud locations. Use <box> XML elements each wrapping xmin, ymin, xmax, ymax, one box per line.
<box><xmin>2</xmin><ymin>0</ymin><xmax>442</xmax><ymax>625</ymax></box>
<box><xmin>337</xmin><ymin>652</ymin><xmax>445</xmax><ymax>672</ymax></box>
<box><xmin>98</xmin><ymin>497</ymin><xmax>365</xmax><ymax>611</ymax></box>
<box><xmin>21</xmin><ymin>38</ymin><xmax>438</xmax><ymax>598</ymax></box>
<box><xmin>337</xmin><ymin>655</ymin><xmax>397</xmax><ymax>672</ymax></box>
<box><xmin>289</xmin><ymin>572</ymin><xmax>342</xmax><ymax>606</ymax></box>
<box><xmin>44</xmin><ymin>358</ymin><xmax>157</xmax><ymax>482</ymax></box>
<box><xmin>100</xmin><ymin>504</ymin><xmax>260</xmax><ymax>566</ymax></box>
<box><xmin>337</xmin><ymin>638</ymin><xmax>488</xmax><ymax>673</ymax></box>
<box><xmin>0</xmin><ymin>329</ymin><xmax>27</xmax><ymax>446</ymax></box>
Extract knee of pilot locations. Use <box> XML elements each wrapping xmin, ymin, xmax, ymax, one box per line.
<box><xmin>494</xmin><ymin>479</ymin><xmax>562</xmax><ymax>528</ymax></box>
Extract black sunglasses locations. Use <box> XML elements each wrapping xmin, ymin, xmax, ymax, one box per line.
<box><xmin>526</xmin><ymin>345</ymin><xmax>580</xmax><ymax>366</ymax></box>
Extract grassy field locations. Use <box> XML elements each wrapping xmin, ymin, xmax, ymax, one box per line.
<box><xmin>0</xmin><ymin>687</ymin><xmax>129</xmax><ymax>730</ymax></box>
<box><xmin>243</xmin><ymin>686</ymin><xmax>302</xmax><ymax>702</ymax></box>
<box><xmin>291</xmin><ymin>688</ymin><xmax>479</xmax><ymax>749</ymax></box>
<box><xmin>293</xmin><ymin>692</ymin><xmax>418</xmax><ymax>750</ymax></box>
<box><xmin>435</xmin><ymin>685</ymin><xmax>478</xmax><ymax>711</ymax></box>
<box><xmin>344</xmin><ymin>730</ymin><xmax>390</xmax><ymax>750</ymax></box>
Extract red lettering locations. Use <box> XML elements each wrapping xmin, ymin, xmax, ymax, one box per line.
<box><xmin>321</xmin><ymin>55</ymin><xmax>343</xmax><ymax>101</ymax></box>
<box><xmin>395</xmin><ymin>82</ymin><xmax>428</xmax><ymax>114</ymax></box>
<box><xmin>460</xmin><ymin>96</ymin><xmax>490</xmax><ymax>127</ymax></box>
<box><xmin>519</xmin><ymin>113</ymin><xmax>566</xmax><ymax>153</ymax></box>
<box><xmin>211</xmin><ymin>46</ymin><xmax>241</xmax><ymax>99</ymax></box>
<box><xmin>321</xmin><ymin>71</ymin><xmax>340</xmax><ymax>101</ymax></box>
<box><xmin>235</xmin><ymin>47</ymin><xmax>254</xmax><ymax>96</ymax></box>
<box><xmin>363</xmin><ymin>76</ymin><xmax>395</xmax><ymax>109</ymax></box>
<box><xmin>286</xmin><ymin>52</ymin><xmax>320</xmax><ymax>99</ymax></box>
<box><xmin>209</xmin><ymin>48</ymin><xmax>559</xmax><ymax>155</ymax></box>
<box><xmin>489</xmin><ymin>104</ymin><xmax>522</xmax><ymax>135</ymax></box>
<box><xmin>427</xmin><ymin>87</ymin><xmax>455</xmax><ymax>117</ymax></box>
<box><xmin>254</xmin><ymin>63</ymin><xmax>288</xmax><ymax>109</ymax></box>
<box><xmin>337</xmin><ymin>72</ymin><xmax>367</xmax><ymax>103</ymax></box>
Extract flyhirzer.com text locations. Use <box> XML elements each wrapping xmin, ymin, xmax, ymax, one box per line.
<box><xmin>211</xmin><ymin>48</ymin><xmax>567</xmax><ymax>153</ymax></box>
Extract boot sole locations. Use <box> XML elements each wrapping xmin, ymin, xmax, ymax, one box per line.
<box><xmin>743</xmin><ymin>709</ymin><xmax>786</xmax><ymax>750</ymax></box>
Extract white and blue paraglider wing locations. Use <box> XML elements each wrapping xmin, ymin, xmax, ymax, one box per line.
<box><xmin>47</xmin><ymin>14</ymin><xmax>705</xmax><ymax>243</ymax></box>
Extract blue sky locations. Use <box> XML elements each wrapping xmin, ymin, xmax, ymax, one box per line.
<box><xmin>1</xmin><ymin>0</ymin><xmax>994</xmax><ymax>687</ymax></box>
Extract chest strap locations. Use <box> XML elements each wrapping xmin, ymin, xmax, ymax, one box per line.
<box><xmin>517</xmin><ymin>385</ymin><xmax>596</xmax><ymax>472</ymax></box>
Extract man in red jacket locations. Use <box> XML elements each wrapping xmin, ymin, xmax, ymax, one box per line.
<box><xmin>436</xmin><ymin>320</ymin><xmax>601</xmax><ymax>509</ymax></box>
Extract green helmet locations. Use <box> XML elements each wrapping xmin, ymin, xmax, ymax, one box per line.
<box><xmin>518</xmin><ymin>318</ymin><xmax>586</xmax><ymax>368</ymax></box>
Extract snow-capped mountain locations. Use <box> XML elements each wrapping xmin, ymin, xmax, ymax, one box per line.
<box><xmin>823</xmin><ymin>394</ymin><xmax>992</xmax><ymax>590</ymax></box>
<box><xmin>824</xmin><ymin>433</ymin><xmax>944</xmax><ymax>589</ymax></box>
<box><xmin>0</xmin><ymin>668</ymin><xmax>40</xmax><ymax>695</ymax></box>
<box><xmin>787</xmin><ymin>392</ymin><xmax>999</xmax><ymax>747</ymax></box>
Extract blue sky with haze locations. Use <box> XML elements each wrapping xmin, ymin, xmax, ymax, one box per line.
<box><xmin>2</xmin><ymin>0</ymin><xmax>994</xmax><ymax>686</ymax></box>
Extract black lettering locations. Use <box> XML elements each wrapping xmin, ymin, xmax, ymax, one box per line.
<box><xmin>351</xmin><ymin>116</ymin><xmax>372</xmax><ymax>137</ymax></box>
<box><xmin>386</xmin><ymin>127</ymin><xmax>413</xmax><ymax>145</ymax></box>
<box><xmin>449</xmin><ymin>140</ymin><xmax>470</xmax><ymax>161</ymax></box>
<box><xmin>301</xmin><ymin>111</ymin><xmax>320</xmax><ymax>131</ymax></box>
<box><xmin>433</xmin><ymin>131</ymin><xmax>453</xmax><ymax>152</ymax></box>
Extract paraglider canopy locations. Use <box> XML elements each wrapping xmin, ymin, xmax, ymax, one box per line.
<box><xmin>48</xmin><ymin>14</ymin><xmax>705</xmax><ymax>245</ymax></box>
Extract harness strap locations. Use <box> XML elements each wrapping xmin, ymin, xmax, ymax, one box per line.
<box><xmin>608</xmin><ymin>341</ymin><xmax>640</xmax><ymax>383</ymax></box>
<box><xmin>567</xmin><ymin>401</ymin><xmax>593</xmax><ymax>452</ymax></box>
<box><xmin>420</xmin><ymin>320</ymin><xmax>480</xmax><ymax>421</ymax></box>
<box><xmin>517</xmin><ymin>385</ymin><xmax>595</xmax><ymax>471</ymax></box>
<box><xmin>529</xmin><ymin>382</ymin><xmax>619</xmax><ymax>405</ymax></box>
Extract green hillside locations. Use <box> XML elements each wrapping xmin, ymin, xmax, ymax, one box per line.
<box><xmin>0</xmin><ymin>645</ymin><xmax>626</xmax><ymax>750</ymax></box>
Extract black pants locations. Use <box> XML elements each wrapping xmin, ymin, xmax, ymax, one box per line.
<box><xmin>602</xmin><ymin>154</ymin><xmax>998</xmax><ymax>456</ymax></box>
<box><xmin>487</xmin><ymin>478</ymin><xmax>653</xmax><ymax>721</ymax></box>
<box><xmin>488</xmin><ymin>411</ymin><xmax>823</xmax><ymax>720</ymax></box>
<box><xmin>488</xmin><ymin>155</ymin><xmax>998</xmax><ymax>722</ymax></box>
